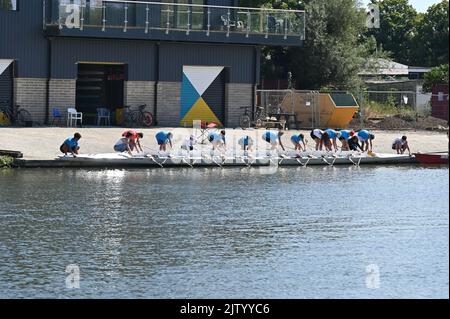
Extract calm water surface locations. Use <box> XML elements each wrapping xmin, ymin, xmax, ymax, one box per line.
<box><xmin>0</xmin><ymin>166</ymin><xmax>448</xmax><ymax>298</ymax></box>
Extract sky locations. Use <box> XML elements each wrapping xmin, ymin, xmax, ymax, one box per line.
<box><xmin>360</xmin><ymin>0</ymin><xmax>443</xmax><ymax>12</ymax></box>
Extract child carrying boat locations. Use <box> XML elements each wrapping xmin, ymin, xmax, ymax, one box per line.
<box><xmin>310</xmin><ymin>129</ymin><xmax>323</xmax><ymax>150</ymax></box>
<box><xmin>324</xmin><ymin>128</ymin><xmax>339</xmax><ymax>151</ymax></box>
<box><xmin>337</xmin><ymin>129</ymin><xmax>355</xmax><ymax>151</ymax></box>
<box><xmin>208</xmin><ymin>130</ymin><xmax>226</xmax><ymax>151</ymax></box>
<box><xmin>155</xmin><ymin>131</ymin><xmax>173</xmax><ymax>152</ymax></box>
<box><xmin>122</xmin><ymin>130</ymin><xmax>144</xmax><ymax>153</ymax></box>
<box><xmin>114</xmin><ymin>131</ymin><xmax>133</xmax><ymax>156</ymax></box>
<box><xmin>290</xmin><ymin>133</ymin><xmax>306</xmax><ymax>152</ymax></box>
<box><xmin>357</xmin><ymin>130</ymin><xmax>375</xmax><ymax>152</ymax></box>
<box><xmin>238</xmin><ymin>135</ymin><xmax>254</xmax><ymax>152</ymax></box>
<box><xmin>262</xmin><ymin>131</ymin><xmax>285</xmax><ymax>151</ymax></box>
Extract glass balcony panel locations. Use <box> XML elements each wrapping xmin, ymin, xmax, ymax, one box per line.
<box><xmin>46</xmin><ymin>0</ymin><xmax>305</xmax><ymax>41</ymax></box>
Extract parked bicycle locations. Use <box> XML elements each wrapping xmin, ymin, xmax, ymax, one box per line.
<box><xmin>239</xmin><ymin>106</ymin><xmax>265</xmax><ymax>129</ymax></box>
<box><xmin>0</xmin><ymin>101</ymin><xmax>32</xmax><ymax>127</ymax></box>
<box><xmin>123</xmin><ymin>104</ymin><xmax>153</xmax><ymax>127</ymax></box>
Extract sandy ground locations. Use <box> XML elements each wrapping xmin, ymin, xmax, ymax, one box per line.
<box><xmin>0</xmin><ymin>127</ymin><xmax>448</xmax><ymax>160</ymax></box>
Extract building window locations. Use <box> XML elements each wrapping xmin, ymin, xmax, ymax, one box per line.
<box><xmin>0</xmin><ymin>0</ymin><xmax>17</xmax><ymax>10</ymax></box>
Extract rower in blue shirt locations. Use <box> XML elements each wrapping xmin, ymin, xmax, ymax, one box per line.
<box><xmin>324</xmin><ymin>128</ymin><xmax>339</xmax><ymax>151</ymax></box>
<box><xmin>357</xmin><ymin>130</ymin><xmax>375</xmax><ymax>152</ymax></box>
<box><xmin>208</xmin><ymin>130</ymin><xmax>226</xmax><ymax>151</ymax></box>
<box><xmin>60</xmin><ymin>133</ymin><xmax>81</xmax><ymax>157</ymax></box>
<box><xmin>290</xmin><ymin>133</ymin><xmax>306</xmax><ymax>151</ymax></box>
<box><xmin>238</xmin><ymin>135</ymin><xmax>254</xmax><ymax>151</ymax></box>
<box><xmin>262</xmin><ymin>130</ymin><xmax>285</xmax><ymax>151</ymax></box>
<box><xmin>155</xmin><ymin>131</ymin><xmax>173</xmax><ymax>151</ymax></box>
<box><xmin>337</xmin><ymin>129</ymin><xmax>355</xmax><ymax>151</ymax></box>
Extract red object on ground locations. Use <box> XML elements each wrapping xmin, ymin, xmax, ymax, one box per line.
<box><xmin>431</xmin><ymin>84</ymin><xmax>449</xmax><ymax>122</ymax></box>
<box><xmin>414</xmin><ymin>153</ymin><xmax>449</xmax><ymax>165</ymax></box>
<box><xmin>201</xmin><ymin>122</ymin><xmax>218</xmax><ymax>129</ymax></box>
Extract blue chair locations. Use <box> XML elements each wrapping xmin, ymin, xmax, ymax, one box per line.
<box><xmin>51</xmin><ymin>108</ymin><xmax>62</xmax><ymax>126</ymax></box>
<box><xmin>96</xmin><ymin>108</ymin><xmax>111</xmax><ymax>126</ymax></box>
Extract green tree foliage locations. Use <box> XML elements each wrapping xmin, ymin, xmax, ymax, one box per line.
<box><xmin>422</xmin><ymin>64</ymin><xmax>449</xmax><ymax>92</ymax></box>
<box><xmin>412</xmin><ymin>1</ymin><xmax>449</xmax><ymax>66</ymax></box>
<box><xmin>367</xmin><ymin>0</ymin><xmax>418</xmax><ymax>65</ymax></box>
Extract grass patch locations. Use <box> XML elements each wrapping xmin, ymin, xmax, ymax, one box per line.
<box><xmin>0</xmin><ymin>156</ymin><xmax>14</xmax><ymax>168</ymax></box>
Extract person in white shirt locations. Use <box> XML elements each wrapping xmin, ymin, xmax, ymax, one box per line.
<box><xmin>310</xmin><ymin>129</ymin><xmax>323</xmax><ymax>151</ymax></box>
<box><xmin>181</xmin><ymin>135</ymin><xmax>197</xmax><ymax>151</ymax></box>
<box><xmin>392</xmin><ymin>136</ymin><xmax>410</xmax><ymax>155</ymax></box>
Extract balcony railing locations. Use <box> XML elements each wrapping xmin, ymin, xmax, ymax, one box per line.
<box><xmin>43</xmin><ymin>0</ymin><xmax>306</xmax><ymax>42</ymax></box>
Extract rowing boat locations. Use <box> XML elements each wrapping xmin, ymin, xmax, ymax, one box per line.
<box><xmin>414</xmin><ymin>152</ymin><xmax>449</xmax><ymax>165</ymax></box>
<box><xmin>47</xmin><ymin>151</ymin><xmax>417</xmax><ymax>168</ymax></box>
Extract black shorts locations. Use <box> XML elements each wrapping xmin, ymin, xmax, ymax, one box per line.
<box><xmin>310</xmin><ymin>130</ymin><xmax>316</xmax><ymax>140</ymax></box>
<box><xmin>265</xmin><ymin>136</ymin><xmax>271</xmax><ymax>143</ymax></box>
<box><xmin>339</xmin><ymin>136</ymin><xmax>346</xmax><ymax>141</ymax></box>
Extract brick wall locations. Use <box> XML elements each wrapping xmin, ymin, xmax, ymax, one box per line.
<box><xmin>225</xmin><ymin>83</ymin><xmax>253</xmax><ymax>128</ymax></box>
<box><xmin>156</xmin><ymin>81</ymin><xmax>181</xmax><ymax>127</ymax></box>
<box><xmin>49</xmin><ymin>79</ymin><xmax>76</xmax><ymax>124</ymax></box>
<box><xmin>124</xmin><ymin>81</ymin><xmax>155</xmax><ymax>113</ymax></box>
<box><xmin>14</xmin><ymin>78</ymin><xmax>47</xmax><ymax>124</ymax></box>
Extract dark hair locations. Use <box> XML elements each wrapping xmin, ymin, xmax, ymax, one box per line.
<box><xmin>125</xmin><ymin>132</ymin><xmax>133</xmax><ymax>138</ymax></box>
<box><xmin>138</xmin><ymin>132</ymin><xmax>144</xmax><ymax>138</ymax></box>
<box><xmin>299</xmin><ymin>133</ymin><xmax>304</xmax><ymax>139</ymax></box>
<box><xmin>369</xmin><ymin>134</ymin><xmax>375</xmax><ymax>140</ymax></box>
<box><xmin>220</xmin><ymin>130</ymin><xmax>226</xmax><ymax>135</ymax></box>
<box><xmin>74</xmin><ymin>133</ymin><xmax>81</xmax><ymax>139</ymax></box>
<box><xmin>402</xmin><ymin>136</ymin><xmax>407</xmax><ymax>141</ymax></box>
<box><xmin>278</xmin><ymin>131</ymin><xmax>285</xmax><ymax>136</ymax></box>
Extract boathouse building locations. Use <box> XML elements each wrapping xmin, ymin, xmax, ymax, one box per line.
<box><xmin>0</xmin><ymin>0</ymin><xmax>305</xmax><ymax>126</ymax></box>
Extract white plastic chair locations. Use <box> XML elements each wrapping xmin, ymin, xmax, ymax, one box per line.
<box><xmin>67</xmin><ymin>108</ymin><xmax>83</xmax><ymax>127</ymax></box>
<box><xmin>96</xmin><ymin>108</ymin><xmax>111</xmax><ymax>126</ymax></box>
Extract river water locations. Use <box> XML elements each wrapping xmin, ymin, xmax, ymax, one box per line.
<box><xmin>0</xmin><ymin>166</ymin><xmax>448</xmax><ymax>298</ymax></box>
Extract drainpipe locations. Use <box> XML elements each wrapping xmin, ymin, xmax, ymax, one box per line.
<box><xmin>153</xmin><ymin>42</ymin><xmax>160</xmax><ymax>126</ymax></box>
<box><xmin>252</xmin><ymin>46</ymin><xmax>260</xmax><ymax>111</ymax></box>
<box><xmin>45</xmin><ymin>37</ymin><xmax>52</xmax><ymax>125</ymax></box>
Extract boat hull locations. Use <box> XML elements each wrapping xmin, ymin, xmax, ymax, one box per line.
<box><xmin>414</xmin><ymin>153</ymin><xmax>449</xmax><ymax>165</ymax></box>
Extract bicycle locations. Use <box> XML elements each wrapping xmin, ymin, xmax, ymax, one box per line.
<box><xmin>123</xmin><ymin>104</ymin><xmax>154</xmax><ymax>127</ymax></box>
<box><xmin>239</xmin><ymin>106</ymin><xmax>265</xmax><ymax>129</ymax></box>
<box><xmin>0</xmin><ymin>101</ymin><xmax>32</xmax><ymax>127</ymax></box>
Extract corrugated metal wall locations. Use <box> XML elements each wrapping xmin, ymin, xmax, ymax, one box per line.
<box><xmin>159</xmin><ymin>43</ymin><xmax>255</xmax><ymax>83</ymax></box>
<box><xmin>51</xmin><ymin>38</ymin><xmax>157</xmax><ymax>81</ymax></box>
<box><xmin>0</xmin><ymin>65</ymin><xmax>13</xmax><ymax>105</ymax></box>
<box><xmin>0</xmin><ymin>1</ymin><xmax>48</xmax><ymax>78</ymax></box>
<box><xmin>51</xmin><ymin>39</ymin><xmax>256</xmax><ymax>84</ymax></box>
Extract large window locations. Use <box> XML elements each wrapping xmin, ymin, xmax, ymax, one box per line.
<box><xmin>0</xmin><ymin>0</ymin><xmax>17</xmax><ymax>10</ymax></box>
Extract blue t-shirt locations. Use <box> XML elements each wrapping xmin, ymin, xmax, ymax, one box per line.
<box><xmin>64</xmin><ymin>138</ymin><xmax>78</xmax><ymax>149</ymax></box>
<box><xmin>324</xmin><ymin>129</ymin><xmax>338</xmax><ymax>139</ymax></box>
<box><xmin>239</xmin><ymin>136</ymin><xmax>252</xmax><ymax>146</ymax></box>
<box><xmin>209</xmin><ymin>132</ymin><xmax>225</xmax><ymax>143</ymax></box>
<box><xmin>357</xmin><ymin>130</ymin><xmax>370</xmax><ymax>141</ymax></box>
<box><xmin>291</xmin><ymin>134</ymin><xmax>304</xmax><ymax>144</ymax></box>
<box><xmin>263</xmin><ymin>131</ymin><xmax>278</xmax><ymax>143</ymax></box>
<box><xmin>339</xmin><ymin>130</ymin><xmax>352</xmax><ymax>140</ymax></box>
<box><xmin>156</xmin><ymin>131</ymin><xmax>171</xmax><ymax>143</ymax></box>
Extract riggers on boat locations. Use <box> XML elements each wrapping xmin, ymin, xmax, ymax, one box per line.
<box><xmin>14</xmin><ymin>150</ymin><xmax>418</xmax><ymax>168</ymax></box>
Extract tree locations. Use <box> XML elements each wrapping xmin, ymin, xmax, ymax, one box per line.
<box><xmin>286</xmin><ymin>0</ymin><xmax>370</xmax><ymax>90</ymax></box>
<box><xmin>367</xmin><ymin>0</ymin><xmax>418</xmax><ymax>65</ymax></box>
<box><xmin>422</xmin><ymin>64</ymin><xmax>449</xmax><ymax>92</ymax></box>
<box><xmin>412</xmin><ymin>0</ymin><xmax>449</xmax><ymax>67</ymax></box>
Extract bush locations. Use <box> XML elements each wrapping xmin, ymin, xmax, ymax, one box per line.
<box><xmin>0</xmin><ymin>156</ymin><xmax>14</xmax><ymax>168</ymax></box>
